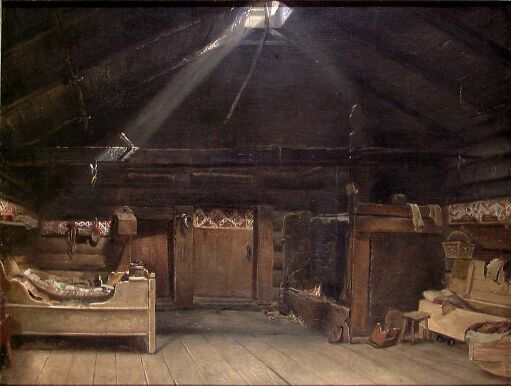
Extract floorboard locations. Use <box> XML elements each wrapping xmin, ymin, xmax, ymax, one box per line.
<box><xmin>302</xmin><ymin>334</ymin><xmax>412</xmax><ymax>384</ymax></box>
<box><xmin>1</xmin><ymin>349</ymin><xmax>50</xmax><ymax>385</ymax></box>
<box><xmin>65</xmin><ymin>351</ymin><xmax>96</xmax><ymax>385</ymax></box>
<box><xmin>234</xmin><ymin>334</ymin><xmax>331</xmax><ymax>384</ymax></box>
<box><xmin>205</xmin><ymin>334</ymin><xmax>287</xmax><ymax>385</ymax></box>
<box><xmin>343</xmin><ymin>340</ymin><xmax>457</xmax><ymax>384</ymax></box>
<box><xmin>36</xmin><ymin>350</ymin><xmax>74</xmax><ymax>385</ymax></box>
<box><xmin>115</xmin><ymin>352</ymin><xmax>147</xmax><ymax>385</ymax></box>
<box><xmin>159</xmin><ymin>335</ymin><xmax>206</xmax><ymax>385</ymax></box>
<box><xmin>93</xmin><ymin>352</ymin><xmax>116</xmax><ymax>385</ymax></box>
<box><xmin>141</xmin><ymin>352</ymin><xmax>175</xmax><ymax>385</ymax></box>
<box><xmin>180</xmin><ymin>334</ymin><xmax>248</xmax><ymax>385</ymax></box>
<box><xmin>413</xmin><ymin>342</ymin><xmax>505</xmax><ymax>384</ymax></box>
<box><xmin>3</xmin><ymin>310</ymin><xmax>509</xmax><ymax>385</ymax></box>
<box><xmin>257</xmin><ymin>333</ymin><xmax>375</xmax><ymax>385</ymax></box>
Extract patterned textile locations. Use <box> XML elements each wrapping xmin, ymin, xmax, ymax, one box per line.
<box><xmin>40</xmin><ymin>220</ymin><xmax>111</xmax><ymax>236</ymax></box>
<box><xmin>0</xmin><ymin>198</ymin><xmax>32</xmax><ymax>217</ymax></box>
<box><xmin>193</xmin><ymin>208</ymin><xmax>253</xmax><ymax>229</ymax></box>
<box><xmin>448</xmin><ymin>198</ymin><xmax>511</xmax><ymax>224</ymax></box>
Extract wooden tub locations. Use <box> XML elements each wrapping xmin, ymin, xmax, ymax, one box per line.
<box><xmin>468</xmin><ymin>335</ymin><xmax>511</xmax><ymax>378</ymax></box>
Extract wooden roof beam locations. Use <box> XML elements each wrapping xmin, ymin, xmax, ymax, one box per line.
<box><xmin>4</xmin><ymin>146</ymin><xmax>477</xmax><ymax>168</ymax></box>
<box><xmin>333</xmin><ymin>20</ymin><xmax>481</xmax><ymax>111</ymax></box>
<box><xmin>419</xmin><ymin>9</ymin><xmax>511</xmax><ymax>68</ymax></box>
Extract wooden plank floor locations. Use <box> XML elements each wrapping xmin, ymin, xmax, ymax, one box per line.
<box><xmin>1</xmin><ymin>310</ymin><xmax>508</xmax><ymax>385</ymax></box>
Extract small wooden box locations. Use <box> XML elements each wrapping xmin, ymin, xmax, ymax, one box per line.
<box><xmin>442</xmin><ymin>241</ymin><xmax>475</xmax><ymax>259</ymax></box>
<box><xmin>113</xmin><ymin>207</ymin><xmax>137</xmax><ymax>236</ymax></box>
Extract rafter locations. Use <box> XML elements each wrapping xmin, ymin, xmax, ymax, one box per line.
<box><xmin>419</xmin><ymin>9</ymin><xmax>511</xmax><ymax>67</ymax></box>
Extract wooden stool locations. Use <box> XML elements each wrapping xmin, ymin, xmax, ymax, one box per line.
<box><xmin>0</xmin><ymin>315</ymin><xmax>14</xmax><ymax>367</ymax></box>
<box><xmin>399</xmin><ymin>311</ymin><xmax>431</xmax><ymax>344</ymax></box>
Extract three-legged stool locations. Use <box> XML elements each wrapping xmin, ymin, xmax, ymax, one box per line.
<box><xmin>399</xmin><ymin>311</ymin><xmax>431</xmax><ymax>344</ymax></box>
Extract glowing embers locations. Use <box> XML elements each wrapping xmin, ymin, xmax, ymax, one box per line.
<box><xmin>193</xmin><ymin>208</ymin><xmax>254</xmax><ymax>229</ymax></box>
<box><xmin>245</xmin><ymin>1</ymin><xmax>292</xmax><ymax>29</ymax></box>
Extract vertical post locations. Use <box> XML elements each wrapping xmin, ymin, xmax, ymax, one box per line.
<box><xmin>173</xmin><ymin>206</ymin><xmax>194</xmax><ymax>309</ymax></box>
<box><xmin>349</xmin><ymin>232</ymin><xmax>370</xmax><ymax>336</ymax></box>
<box><xmin>255</xmin><ymin>205</ymin><xmax>273</xmax><ymax>305</ymax></box>
<box><xmin>147</xmin><ymin>273</ymin><xmax>156</xmax><ymax>354</ymax></box>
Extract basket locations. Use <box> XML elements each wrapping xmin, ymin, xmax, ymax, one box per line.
<box><xmin>442</xmin><ymin>231</ymin><xmax>475</xmax><ymax>259</ymax></box>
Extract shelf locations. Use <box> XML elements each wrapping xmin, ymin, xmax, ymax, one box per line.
<box><xmin>0</xmin><ymin>220</ymin><xmax>27</xmax><ymax>227</ymax></box>
<box><xmin>449</xmin><ymin>221</ymin><xmax>511</xmax><ymax>227</ymax></box>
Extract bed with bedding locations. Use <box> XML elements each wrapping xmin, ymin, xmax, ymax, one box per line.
<box><xmin>0</xmin><ymin>258</ymin><xmax>156</xmax><ymax>353</ymax></box>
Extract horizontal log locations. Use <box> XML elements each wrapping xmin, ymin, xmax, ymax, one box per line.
<box><xmin>445</xmin><ymin>158</ymin><xmax>511</xmax><ymax>187</ymax></box>
<box><xmin>16</xmin><ymin>253</ymin><xmax>109</xmax><ymax>271</ymax></box>
<box><xmin>354</xmin><ymin>215</ymin><xmax>442</xmax><ymax>234</ymax></box>
<box><xmin>38</xmin><ymin>188</ymin><xmax>339</xmax><ymax>217</ymax></box>
<box><xmin>6</xmin><ymin>146</ymin><xmax>472</xmax><ymax>168</ymax></box>
<box><xmin>50</xmin><ymin>168</ymin><xmax>344</xmax><ymax>192</ymax></box>
<box><xmin>444</xmin><ymin>178</ymin><xmax>511</xmax><ymax>202</ymax></box>
<box><xmin>39</xmin><ymin>205</ymin><xmax>175</xmax><ymax>220</ymax></box>
<box><xmin>354</xmin><ymin>202</ymin><xmax>440</xmax><ymax>219</ymax></box>
<box><xmin>461</xmin><ymin>137</ymin><xmax>511</xmax><ymax>158</ymax></box>
<box><xmin>446</xmin><ymin>225</ymin><xmax>511</xmax><ymax>251</ymax></box>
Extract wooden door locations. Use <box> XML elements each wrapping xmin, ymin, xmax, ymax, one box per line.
<box><xmin>193</xmin><ymin>227</ymin><xmax>254</xmax><ymax>299</ymax></box>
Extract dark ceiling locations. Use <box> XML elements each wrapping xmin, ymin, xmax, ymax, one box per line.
<box><xmin>1</xmin><ymin>4</ymin><xmax>510</xmax><ymax>156</ymax></box>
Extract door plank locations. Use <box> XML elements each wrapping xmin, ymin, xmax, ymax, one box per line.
<box><xmin>66</xmin><ymin>351</ymin><xmax>97</xmax><ymax>385</ymax></box>
<box><xmin>115</xmin><ymin>352</ymin><xmax>147</xmax><ymax>385</ymax></box>
<box><xmin>205</xmin><ymin>334</ymin><xmax>286</xmax><ymax>385</ymax></box>
<box><xmin>36</xmin><ymin>350</ymin><xmax>74</xmax><ymax>385</ymax></box>
<box><xmin>180</xmin><ymin>334</ymin><xmax>247</xmax><ymax>384</ymax></box>
<box><xmin>194</xmin><ymin>227</ymin><xmax>253</xmax><ymax>299</ymax></box>
<box><xmin>94</xmin><ymin>352</ymin><xmax>117</xmax><ymax>385</ymax></box>
<box><xmin>1</xmin><ymin>349</ymin><xmax>50</xmax><ymax>385</ymax></box>
<box><xmin>256</xmin><ymin>206</ymin><xmax>273</xmax><ymax>304</ymax></box>
<box><xmin>160</xmin><ymin>335</ymin><xmax>206</xmax><ymax>385</ymax></box>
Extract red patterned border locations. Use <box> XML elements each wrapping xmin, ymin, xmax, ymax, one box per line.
<box><xmin>193</xmin><ymin>208</ymin><xmax>253</xmax><ymax>229</ymax></box>
<box><xmin>0</xmin><ymin>198</ymin><xmax>34</xmax><ymax>217</ymax></box>
<box><xmin>448</xmin><ymin>198</ymin><xmax>511</xmax><ymax>224</ymax></box>
<box><xmin>40</xmin><ymin>220</ymin><xmax>111</xmax><ymax>236</ymax></box>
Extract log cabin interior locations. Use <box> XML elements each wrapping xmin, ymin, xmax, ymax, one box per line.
<box><xmin>0</xmin><ymin>1</ymin><xmax>510</xmax><ymax>384</ymax></box>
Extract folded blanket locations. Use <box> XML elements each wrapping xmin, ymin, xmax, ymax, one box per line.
<box><xmin>466</xmin><ymin>321</ymin><xmax>511</xmax><ymax>344</ymax></box>
<box><xmin>423</xmin><ymin>288</ymin><xmax>476</xmax><ymax>315</ymax></box>
<box><xmin>409</xmin><ymin>203</ymin><xmax>425</xmax><ymax>230</ymax></box>
<box><xmin>485</xmin><ymin>258</ymin><xmax>510</xmax><ymax>284</ymax></box>
<box><xmin>428</xmin><ymin>204</ymin><xmax>443</xmax><ymax>227</ymax></box>
<box><xmin>20</xmin><ymin>269</ymin><xmax>113</xmax><ymax>302</ymax></box>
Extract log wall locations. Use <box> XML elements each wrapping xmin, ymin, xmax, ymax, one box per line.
<box><xmin>444</xmin><ymin>133</ymin><xmax>511</xmax><ymax>202</ymax></box>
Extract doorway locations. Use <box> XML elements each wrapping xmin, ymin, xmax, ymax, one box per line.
<box><xmin>173</xmin><ymin>206</ymin><xmax>273</xmax><ymax>308</ymax></box>
<box><xmin>193</xmin><ymin>208</ymin><xmax>254</xmax><ymax>301</ymax></box>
